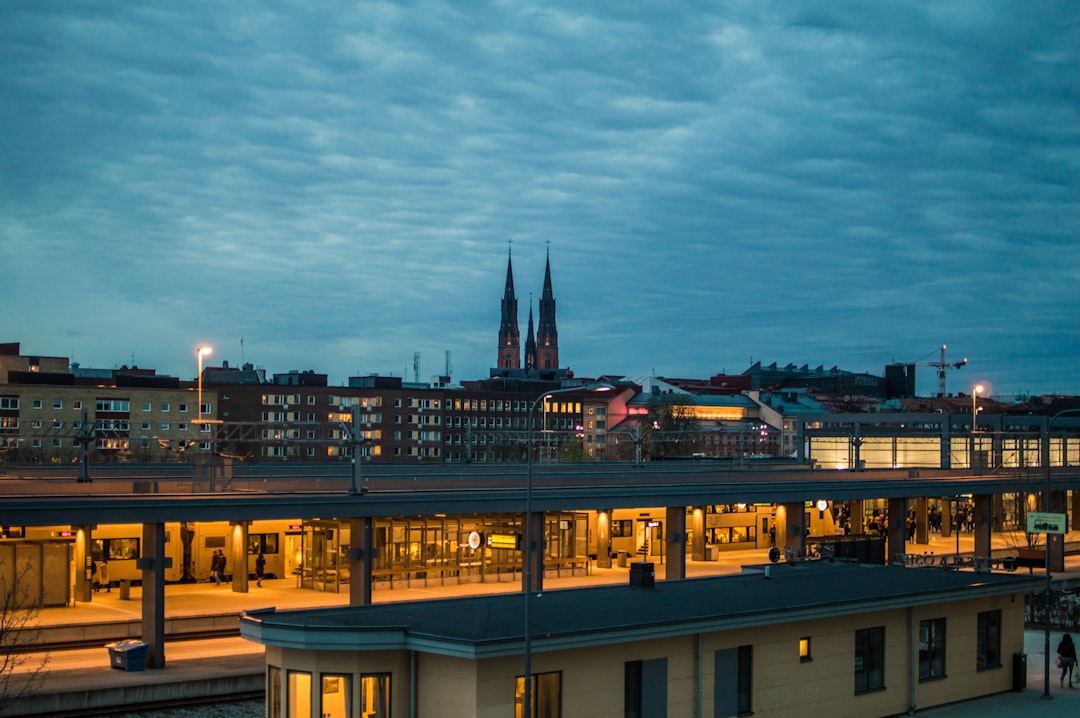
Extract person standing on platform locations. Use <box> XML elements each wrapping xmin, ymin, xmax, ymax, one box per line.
<box><xmin>255</xmin><ymin>552</ymin><xmax>266</xmax><ymax>587</ymax></box>
<box><xmin>218</xmin><ymin>550</ymin><xmax>227</xmax><ymax>585</ymax></box>
<box><xmin>99</xmin><ymin>559</ymin><xmax>110</xmax><ymax>593</ymax></box>
<box><xmin>1058</xmin><ymin>633</ymin><xmax>1077</xmax><ymax>687</ymax></box>
<box><xmin>211</xmin><ymin>550</ymin><xmax>222</xmax><ymax>585</ymax></box>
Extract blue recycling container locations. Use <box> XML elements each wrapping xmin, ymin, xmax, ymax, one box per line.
<box><xmin>106</xmin><ymin>640</ymin><xmax>149</xmax><ymax>671</ymax></box>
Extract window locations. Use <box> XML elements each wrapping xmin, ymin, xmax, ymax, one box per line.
<box><xmin>287</xmin><ymin>670</ymin><xmax>311</xmax><ymax>718</ymax></box>
<box><xmin>516</xmin><ymin>671</ymin><xmax>560</xmax><ymax>718</ymax></box>
<box><xmin>143</xmin><ymin>402</ymin><xmax>152</xmax><ymax>412</ymax></box>
<box><xmin>161</xmin><ymin>403</ymin><xmax>170</xmax><ymax>412</ymax></box>
<box><xmin>855</xmin><ymin>626</ymin><xmax>885</xmax><ymax>693</ymax></box>
<box><xmin>799</xmin><ymin>637</ymin><xmax>812</xmax><ymax>661</ymax></box>
<box><xmin>320</xmin><ymin>674</ymin><xmax>351</xmax><ymax>718</ymax></box>
<box><xmin>919</xmin><ymin>618</ymin><xmax>946</xmax><ymax>680</ymax></box>
<box><xmin>53</xmin><ymin>399</ymin><xmax>63</xmax><ymax>410</ymax></box>
<box><xmin>625</xmin><ymin>659</ymin><xmax>666</xmax><ymax>718</ymax></box>
<box><xmin>736</xmin><ymin>645</ymin><xmax>752</xmax><ymax>714</ymax></box>
<box><xmin>160</xmin><ymin>423</ymin><xmax>170</xmax><ymax>431</ymax></box>
<box><xmin>360</xmin><ymin>674</ymin><xmax>390</xmax><ymax>718</ymax></box>
<box><xmin>268</xmin><ymin>666</ymin><xmax>282</xmax><ymax>718</ymax></box>
<box><xmin>977</xmin><ymin>610</ymin><xmax>1002</xmax><ymax>670</ymax></box>
<box><xmin>0</xmin><ymin>398</ymin><xmax>18</xmax><ymax>410</ymax></box>
<box><xmin>178</xmin><ymin>403</ymin><xmax>188</xmax><ymax>413</ymax></box>
<box><xmin>32</xmin><ymin>399</ymin><xmax>42</xmax><ymax>409</ymax></box>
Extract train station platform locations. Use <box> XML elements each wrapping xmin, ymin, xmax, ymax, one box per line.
<box><xmin>8</xmin><ymin>533</ymin><xmax>1080</xmax><ymax>717</ymax></box>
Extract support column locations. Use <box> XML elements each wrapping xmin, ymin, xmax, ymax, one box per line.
<box><xmin>941</xmin><ymin>499</ymin><xmax>953</xmax><ymax>539</ymax></box>
<box><xmin>230</xmin><ymin>521</ymin><xmax>249</xmax><ymax>593</ymax></box>
<box><xmin>140</xmin><ymin>522</ymin><xmax>167</xmax><ymax>669</ymax></box>
<box><xmin>776</xmin><ymin>503</ymin><xmax>805</xmax><ymax>555</ymax></box>
<box><xmin>524</xmin><ymin>512</ymin><xmax>545</xmax><ymax>594</ymax></box>
<box><xmin>915</xmin><ymin>498</ymin><xmax>929</xmax><ymax>546</ymax></box>
<box><xmin>940</xmin><ymin>419</ymin><xmax>951</xmax><ymax>469</ymax></box>
<box><xmin>887</xmin><ymin>498</ymin><xmax>907</xmax><ymax>563</ymax></box>
<box><xmin>849</xmin><ymin>499</ymin><xmax>864</xmax><ymax>535</ymax></box>
<box><xmin>973</xmin><ymin>494</ymin><xmax>993</xmax><ymax>562</ymax></box>
<box><xmin>1049</xmin><ymin>491</ymin><xmax>1067</xmax><ymax>572</ymax></box>
<box><xmin>665</xmin><ymin>506</ymin><xmax>686</xmax><ymax>580</ymax></box>
<box><xmin>596</xmin><ymin>510</ymin><xmax>612</xmax><ymax>569</ymax></box>
<box><xmin>348</xmin><ymin>517</ymin><xmax>374</xmax><ymax>606</ymax></box>
<box><xmin>75</xmin><ymin>525</ymin><xmax>94</xmax><ymax>603</ymax></box>
<box><xmin>690</xmin><ymin>507</ymin><xmax>706</xmax><ymax>562</ymax></box>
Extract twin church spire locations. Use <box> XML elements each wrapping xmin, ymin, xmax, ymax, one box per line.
<box><xmin>497</xmin><ymin>246</ymin><xmax>559</xmax><ymax>372</ymax></box>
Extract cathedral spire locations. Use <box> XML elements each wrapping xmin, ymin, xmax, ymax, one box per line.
<box><xmin>535</xmin><ymin>244</ymin><xmax>559</xmax><ymax>370</ymax></box>
<box><xmin>524</xmin><ymin>294</ymin><xmax>537</xmax><ymax>372</ymax></box>
<box><xmin>497</xmin><ymin>244</ymin><xmax>521</xmax><ymax>369</ymax></box>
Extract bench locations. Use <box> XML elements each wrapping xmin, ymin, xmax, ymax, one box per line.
<box><xmin>1015</xmin><ymin>549</ymin><xmax>1045</xmax><ymax>572</ymax></box>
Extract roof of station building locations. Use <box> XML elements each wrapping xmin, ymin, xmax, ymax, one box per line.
<box><xmin>240</xmin><ymin>562</ymin><xmax>1041</xmax><ymax>659</ymax></box>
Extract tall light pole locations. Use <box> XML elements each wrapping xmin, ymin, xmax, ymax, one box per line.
<box><xmin>196</xmin><ymin>345</ymin><xmax>212</xmax><ymax>424</ymax></box>
<box><xmin>1043</xmin><ymin>408</ymin><xmax>1080</xmax><ymax>700</ymax></box>
<box><xmin>523</xmin><ymin>382</ymin><xmax>610</xmax><ymax>718</ymax></box>
<box><xmin>971</xmin><ymin>384</ymin><xmax>983</xmax><ymax>431</ymax></box>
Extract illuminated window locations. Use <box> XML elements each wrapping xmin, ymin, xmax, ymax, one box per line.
<box><xmin>800</xmin><ymin>637</ymin><xmax>812</xmax><ymax>661</ymax></box>
<box><xmin>287</xmin><ymin>670</ymin><xmax>311</xmax><ymax>718</ymax></box>
<box><xmin>360</xmin><ymin>674</ymin><xmax>390</xmax><ymax>717</ymax></box>
<box><xmin>320</xmin><ymin>674</ymin><xmax>351</xmax><ymax>718</ymax></box>
<box><xmin>516</xmin><ymin>671</ymin><xmax>561</xmax><ymax>718</ymax></box>
<box><xmin>267</xmin><ymin>666</ymin><xmax>282</xmax><ymax>718</ymax></box>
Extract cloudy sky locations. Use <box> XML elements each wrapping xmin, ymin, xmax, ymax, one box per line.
<box><xmin>2</xmin><ymin>2</ymin><xmax>1077</xmax><ymax>398</ymax></box>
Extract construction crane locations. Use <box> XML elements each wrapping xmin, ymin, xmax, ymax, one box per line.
<box><xmin>925</xmin><ymin>344</ymin><xmax>967</xmax><ymax>397</ymax></box>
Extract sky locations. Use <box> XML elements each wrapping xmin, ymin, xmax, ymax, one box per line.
<box><xmin>2</xmin><ymin>2</ymin><xmax>1078</xmax><ymax>399</ymax></box>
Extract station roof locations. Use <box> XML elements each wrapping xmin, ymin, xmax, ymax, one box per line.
<box><xmin>240</xmin><ymin>563</ymin><xmax>1041</xmax><ymax>659</ymax></box>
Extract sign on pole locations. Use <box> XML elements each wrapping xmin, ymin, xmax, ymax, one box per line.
<box><xmin>1027</xmin><ymin>511</ymin><xmax>1068</xmax><ymax>535</ymax></box>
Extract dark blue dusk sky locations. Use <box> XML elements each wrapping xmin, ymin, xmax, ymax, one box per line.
<box><xmin>2</xmin><ymin>2</ymin><xmax>1077</xmax><ymax>398</ymax></box>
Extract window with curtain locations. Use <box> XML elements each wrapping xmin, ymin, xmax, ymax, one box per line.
<box><xmin>287</xmin><ymin>670</ymin><xmax>311</xmax><ymax>718</ymax></box>
<box><xmin>515</xmin><ymin>671</ymin><xmax>562</xmax><ymax>718</ymax></box>
<box><xmin>267</xmin><ymin>666</ymin><xmax>282</xmax><ymax>718</ymax></box>
<box><xmin>321</xmin><ymin>674</ymin><xmax>351</xmax><ymax>718</ymax></box>
<box><xmin>361</xmin><ymin>673</ymin><xmax>390</xmax><ymax>718</ymax></box>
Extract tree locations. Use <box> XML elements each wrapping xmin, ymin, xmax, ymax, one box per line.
<box><xmin>0</xmin><ymin>557</ymin><xmax>50</xmax><ymax>711</ymax></box>
<box><xmin>641</xmin><ymin>393</ymin><xmax>702</xmax><ymax>459</ymax></box>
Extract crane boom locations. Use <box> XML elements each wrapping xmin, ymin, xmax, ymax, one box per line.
<box><xmin>927</xmin><ymin>344</ymin><xmax>967</xmax><ymax>397</ymax></box>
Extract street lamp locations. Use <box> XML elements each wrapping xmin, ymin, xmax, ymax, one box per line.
<box><xmin>971</xmin><ymin>384</ymin><xmax>983</xmax><ymax>431</ymax></box>
<box><xmin>196</xmin><ymin>345</ymin><xmax>212</xmax><ymax>424</ymax></box>
<box><xmin>1042</xmin><ymin>408</ymin><xmax>1080</xmax><ymax>700</ymax></box>
<box><xmin>523</xmin><ymin>382</ymin><xmax>611</xmax><ymax>718</ymax></box>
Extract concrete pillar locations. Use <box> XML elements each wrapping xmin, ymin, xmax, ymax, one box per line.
<box><xmin>915</xmin><ymin>497</ymin><xmax>929</xmax><ymax>545</ymax></box>
<box><xmin>848</xmin><ymin>499</ymin><xmax>864</xmax><ymax>535</ymax></box>
<box><xmin>140</xmin><ymin>522</ymin><xmax>167</xmax><ymax>669</ymax></box>
<box><xmin>887</xmin><ymin>498</ymin><xmax>907</xmax><ymax>563</ymax></box>
<box><xmin>973</xmin><ymin>494</ymin><xmax>993</xmax><ymax>561</ymax></box>
<box><xmin>75</xmin><ymin>525</ymin><xmax>94</xmax><ymax>603</ymax></box>
<box><xmin>524</xmin><ymin>512</ymin><xmax>545</xmax><ymax>594</ymax></box>
<box><xmin>940</xmin><ymin>419</ymin><xmax>951</xmax><ymax>469</ymax></box>
<box><xmin>229</xmin><ymin>522</ymin><xmax>249</xmax><ymax>593</ymax></box>
<box><xmin>941</xmin><ymin>499</ymin><xmax>953</xmax><ymax>539</ymax></box>
<box><xmin>348</xmin><ymin>517</ymin><xmax>374</xmax><ymax>606</ymax></box>
<box><xmin>690</xmin><ymin>507</ymin><xmax>706</xmax><ymax>562</ymax></box>
<box><xmin>665</xmin><ymin>506</ymin><xmax>686</xmax><ymax>580</ymax></box>
<box><xmin>1049</xmin><ymin>491</ymin><xmax>1067</xmax><ymax>572</ymax></box>
<box><xmin>776</xmin><ymin>502</ymin><xmax>806</xmax><ymax>555</ymax></box>
<box><xmin>596</xmin><ymin>510</ymin><xmax>612</xmax><ymax>569</ymax></box>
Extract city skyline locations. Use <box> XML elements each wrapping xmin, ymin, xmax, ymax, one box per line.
<box><xmin>3</xmin><ymin>3</ymin><xmax>1078</xmax><ymax>397</ymax></box>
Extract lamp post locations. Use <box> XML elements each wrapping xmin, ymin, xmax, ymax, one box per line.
<box><xmin>1043</xmin><ymin>408</ymin><xmax>1080</xmax><ymax>700</ymax></box>
<box><xmin>971</xmin><ymin>384</ymin><xmax>983</xmax><ymax>431</ymax></box>
<box><xmin>523</xmin><ymin>383</ymin><xmax>610</xmax><ymax>718</ymax></box>
<box><xmin>195</xmin><ymin>345</ymin><xmax>212</xmax><ymax>423</ymax></box>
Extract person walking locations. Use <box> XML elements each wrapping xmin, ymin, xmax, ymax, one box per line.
<box><xmin>98</xmin><ymin>559</ymin><xmax>110</xmax><ymax>593</ymax></box>
<box><xmin>217</xmin><ymin>550</ymin><xmax>227</xmax><ymax>586</ymax></box>
<box><xmin>255</xmin><ymin>552</ymin><xmax>266</xmax><ymax>587</ymax></box>
<box><xmin>210</xmin><ymin>550</ymin><xmax>222</xmax><ymax>585</ymax></box>
<box><xmin>1058</xmin><ymin>633</ymin><xmax>1077</xmax><ymax>687</ymax></box>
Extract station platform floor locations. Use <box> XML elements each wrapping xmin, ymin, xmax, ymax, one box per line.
<box><xmin>10</xmin><ymin>531</ymin><xmax>1080</xmax><ymax>716</ymax></box>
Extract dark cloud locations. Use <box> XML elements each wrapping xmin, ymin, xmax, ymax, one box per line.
<box><xmin>1</xmin><ymin>1</ymin><xmax>1077</xmax><ymax>397</ymax></box>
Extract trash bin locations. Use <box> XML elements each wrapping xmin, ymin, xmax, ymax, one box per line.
<box><xmin>1012</xmin><ymin>652</ymin><xmax>1026</xmax><ymax>692</ymax></box>
<box><xmin>617</xmin><ymin>551</ymin><xmax>628</xmax><ymax>568</ymax></box>
<box><xmin>106</xmin><ymin>640</ymin><xmax>149</xmax><ymax>671</ymax></box>
<box><xmin>629</xmin><ymin>562</ymin><xmax>655</xmax><ymax>588</ymax></box>
<box><xmin>705</xmin><ymin>545</ymin><xmax>719</xmax><ymax>562</ymax></box>
<box><xmin>119</xmin><ymin>579</ymin><xmax>131</xmax><ymax>600</ymax></box>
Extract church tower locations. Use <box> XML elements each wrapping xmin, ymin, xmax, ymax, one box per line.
<box><xmin>535</xmin><ymin>249</ymin><xmax>559</xmax><ymax>370</ymax></box>
<box><xmin>524</xmin><ymin>298</ymin><xmax>537</xmax><ymax>372</ymax></box>
<box><xmin>497</xmin><ymin>248</ymin><xmax>521</xmax><ymax>369</ymax></box>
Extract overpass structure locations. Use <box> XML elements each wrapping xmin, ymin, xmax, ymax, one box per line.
<box><xmin>2</xmin><ymin>460</ymin><xmax>1080</xmax><ymax>671</ymax></box>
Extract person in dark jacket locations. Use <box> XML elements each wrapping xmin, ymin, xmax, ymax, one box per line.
<box><xmin>255</xmin><ymin>552</ymin><xmax>266</xmax><ymax>587</ymax></box>
<box><xmin>1058</xmin><ymin>633</ymin><xmax>1077</xmax><ymax>687</ymax></box>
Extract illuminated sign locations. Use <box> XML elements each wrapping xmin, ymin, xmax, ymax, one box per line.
<box><xmin>1027</xmin><ymin>511</ymin><xmax>1067</xmax><ymax>535</ymax></box>
<box><xmin>468</xmin><ymin>531</ymin><xmax>482</xmax><ymax>550</ymax></box>
<box><xmin>487</xmin><ymin>533</ymin><xmax>521</xmax><ymax>550</ymax></box>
